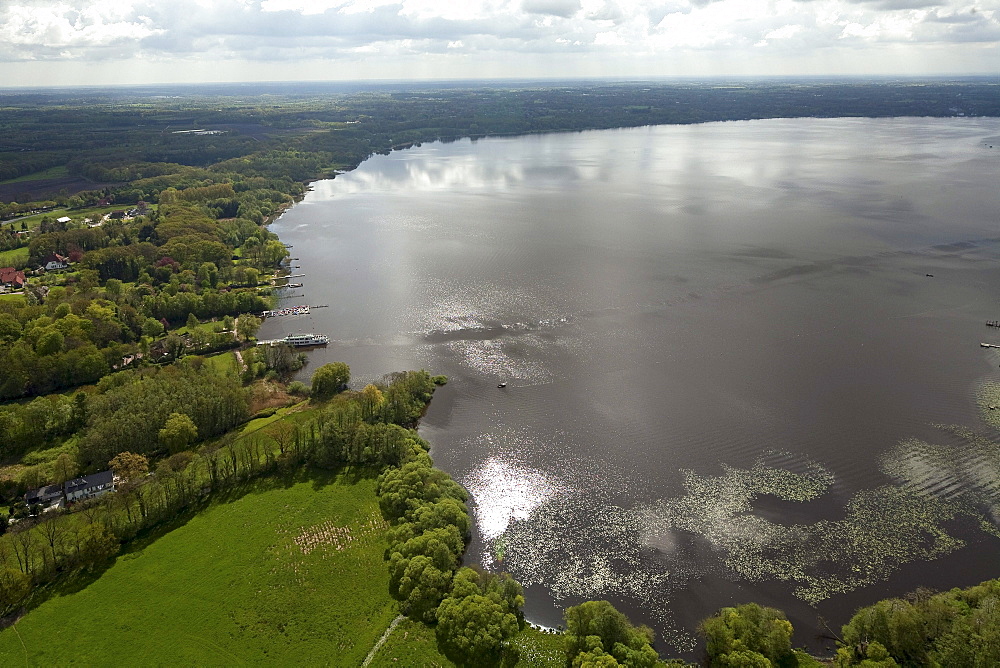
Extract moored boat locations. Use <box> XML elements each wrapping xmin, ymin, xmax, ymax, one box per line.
<box><xmin>283</xmin><ymin>333</ymin><xmax>329</xmax><ymax>347</ymax></box>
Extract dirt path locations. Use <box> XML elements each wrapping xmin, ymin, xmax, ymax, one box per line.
<box><xmin>362</xmin><ymin>614</ymin><xmax>405</xmax><ymax>667</ymax></box>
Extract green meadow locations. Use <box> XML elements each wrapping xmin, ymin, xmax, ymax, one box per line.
<box><xmin>0</xmin><ymin>246</ymin><xmax>29</xmax><ymax>266</ymax></box>
<box><xmin>0</xmin><ymin>166</ymin><xmax>69</xmax><ymax>184</ymax></box>
<box><xmin>0</xmin><ymin>469</ymin><xmax>397</xmax><ymax>666</ymax></box>
<box><xmin>368</xmin><ymin>618</ymin><xmax>565</xmax><ymax>667</ymax></box>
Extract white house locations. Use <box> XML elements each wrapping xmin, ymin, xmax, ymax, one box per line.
<box><xmin>24</xmin><ymin>469</ymin><xmax>117</xmax><ymax>509</ymax></box>
<box><xmin>42</xmin><ymin>253</ymin><xmax>69</xmax><ymax>271</ymax></box>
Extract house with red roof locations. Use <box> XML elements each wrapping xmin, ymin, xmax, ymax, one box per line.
<box><xmin>0</xmin><ymin>266</ymin><xmax>26</xmax><ymax>292</ymax></box>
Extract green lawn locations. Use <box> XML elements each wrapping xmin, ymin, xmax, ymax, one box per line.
<box><xmin>0</xmin><ymin>246</ymin><xmax>29</xmax><ymax>265</ymax></box>
<box><xmin>0</xmin><ymin>469</ymin><xmax>398</xmax><ymax>666</ymax></box>
<box><xmin>0</xmin><ymin>165</ymin><xmax>68</xmax><ymax>184</ymax></box>
<box><xmin>368</xmin><ymin>618</ymin><xmax>565</xmax><ymax>667</ymax></box>
<box><xmin>201</xmin><ymin>350</ymin><xmax>239</xmax><ymax>376</ymax></box>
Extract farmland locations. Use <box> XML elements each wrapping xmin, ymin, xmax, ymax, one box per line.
<box><xmin>0</xmin><ymin>469</ymin><xmax>397</xmax><ymax>665</ymax></box>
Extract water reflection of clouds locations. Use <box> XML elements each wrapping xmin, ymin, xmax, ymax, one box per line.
<box><xmin>326</xmin><ymin>152</ymin><xmax>529</xmax><ymax>194</ymax></box>
<box><xmin>882</xmin><ymin>430</ymin><xmax>1000</xmax><ymax>530</ymax></box>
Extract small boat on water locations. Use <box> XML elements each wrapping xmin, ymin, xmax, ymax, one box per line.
<box><xmin>498</xmin><ymin>382</ymin><xmax>507</xmax><ymax>388</ymax></box>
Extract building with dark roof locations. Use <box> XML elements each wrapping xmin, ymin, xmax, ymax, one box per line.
<box><xmin>24</xmin><ymin>470</ymin><xmax>117</xmax><ymax>509</ymax></box>
<box><xmin>64</xmin><ymin>470</ymin><xmax>116</xmax><ymax>503</ymax></box>
<box><xmin>25</xmin><ymin>484</ymin><xmax>63</xmax><ymax>507</ymax></box>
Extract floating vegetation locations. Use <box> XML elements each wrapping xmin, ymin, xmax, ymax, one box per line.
<box><xmin>977</xmin><ymin>381</ymin><xmax>1000</xmax><ymax>429</ymax></box>
<box><xmin>499</xmin><ymin>489</ymin><xmax>694</xmax><ymax>648</ymax></box>
<box><xmin>494</xmin><ymin>534</ymin><xmax>507</xmax><ymax>563</ymax></box>
<box><xmin>471</xmin><ymin>444</ymin><xmax>994</xmax><ymax>653</ymax></box>
<box><xmin>635</xmin><ymin>456</ymin><xmax>969</xmax><ymax>605</ymax></box>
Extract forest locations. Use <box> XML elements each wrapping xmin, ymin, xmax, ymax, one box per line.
<box><xmin>1</xmin><ymin>78</ymin><xmax>999</xmax><ymax>666</ymax></box>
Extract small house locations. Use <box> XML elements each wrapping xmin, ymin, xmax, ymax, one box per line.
<box><xmin>64</xmin><ymin>470</ymin><xmax>116</xmax><ymax>503</ymax></box>
<box><xmin>25</xmin><ymin>484</ymin><xmax>63</xmax><ymax>508</ymax></box>
<box><xmin>56</xmin><ymin>216</ymin><xmax>71</xmax><ymax>224</ymax></box>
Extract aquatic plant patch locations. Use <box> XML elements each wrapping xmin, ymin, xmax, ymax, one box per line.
<box><xmin>487</xmin><ymin>451</ymin><xmax>981</xmax><ymax>649</ymax></box>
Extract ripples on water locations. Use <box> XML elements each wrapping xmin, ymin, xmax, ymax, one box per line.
<box><xmin>268</xmin><ymin>118</ymin><xmax>1000</xmax><ymax>654</ymax></box>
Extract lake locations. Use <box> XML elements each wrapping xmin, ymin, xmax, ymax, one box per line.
<box><xmin>262</xmin><ymin>118</ymin><xmax>1000</xmax><ymax>657</ymax></box>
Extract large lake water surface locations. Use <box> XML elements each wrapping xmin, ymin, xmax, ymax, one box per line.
<box><xmin>263</xmin><ymin>118</ymin><xmax>1000</xmax><ymax>656</ymax></box>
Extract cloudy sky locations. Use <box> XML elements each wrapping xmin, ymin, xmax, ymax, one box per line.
<box><xmin>0</xmin><ymin>0</ymin><xmax>996</xmax><ymax>86</ymax></box>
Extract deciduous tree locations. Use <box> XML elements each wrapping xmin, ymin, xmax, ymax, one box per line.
<box><xmin>566</xmin><ymin>600</ymin><xmax>659</xmax><ymax>668</ymax></box>
<box><xmin>158</xmin><ymin>413</ymin><xmax>198</xmax><ymax>453</ymax></box>
<box><xmin>700</xmin><ymin>603</ymin><xmax>794</xmax><ymax>668</ymax></box>
<box><xmin>236</xmin><ymin>314</ymin><xmax>261</xmax><ymax>342</ymax></box>
<box><xmin>109</xmin><ymin>451</ymin><xmax>150</xmax><ymax>483</ymax></box>
<box><xmin>311</xmin><ymin>362</ymin><xmax>350</xmax><ymax>400</ymax></box>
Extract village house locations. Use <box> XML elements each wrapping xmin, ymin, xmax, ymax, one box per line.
<box><xmin>24</xmin><ymin>483</ymin><xmax>63</xmax><ymax>508</ymax></box>
<box><xmin>41</xmin><ymin>252</ymin><xmax>70</xmax><ymax>271</ymax></box>
<box><xmin>64</xmin><ymin>470</ymin><xmax>117</xmax><ymax>503</ymax></box>
<box><xmin>0</xmin><ymin>266</ymin><xmax>26</xmax><ymax>292</ymax></box>
<box><xmin>24</xmin><ymin>470</ymin><xmax>117</xmax><ymax>509</ymax></box>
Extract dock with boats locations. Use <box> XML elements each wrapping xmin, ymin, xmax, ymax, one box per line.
<box><xmin>263</xmin><ymin>305</ymin><xmax>310</xmax><ymax>318</ymax></box>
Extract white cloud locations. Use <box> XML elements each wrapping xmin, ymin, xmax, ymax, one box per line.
<box><xmin>522</xmin><ymin>0</ymin><xmax>582</xmax><ymax>18</ymax></box>
<box><xmin>0</xmin><ymin>0</ymin><xmax>997</xmax><ymax>84</ymax></box>
<box><xmin>764</xmin><ymin>24</ymin><xmax>804</xmax><ymax>40</ymax></box>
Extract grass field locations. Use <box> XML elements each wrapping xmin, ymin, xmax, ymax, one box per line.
<box><xmin>0</xmin><ymin>166</ymin><xmax>68</xmax><ymax>184</ymax></box>
<box><xmin>0</xmin><ymin>469</ymin><xmax>398</xmax><ymax>666</ymax></box>
<box><xmin>2</xmin><ymin>204</ymin><xmax>158</xmax><ymax>232</ymax></box>
<box><xmin>201</xmin><ymin>350</ymin><xmax>239</xmax><ymax>376</ymax></box>
<box><xmin>368</xmin><ymin>618</ymin><xmax>565</xmax><ymax>667</ymax></box>
<box><xmin>0</xmin><ymin>246</ymin><xmax>29</xmax><ymax>265</ymax></box>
